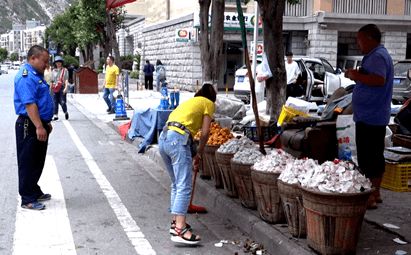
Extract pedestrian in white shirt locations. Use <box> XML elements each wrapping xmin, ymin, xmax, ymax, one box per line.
<box><xmin>255</xmin><ymin>53</ymin><xmax>272</xmax><ymax>104</ymax></box>
<box><xmin>285</xmin><ymin>51</ymin><xmax>302</xmax><ymax>98</ymax></box>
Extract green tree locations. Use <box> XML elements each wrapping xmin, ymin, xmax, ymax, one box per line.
<box><xmin>45</xmin><ymin>5</ymin><xmax>77</xmax><ymax>56</ymax></box>
<box><xmin>63</xmin><ymin>55</ymin><xmax>79</xmax><ymax>68</ymax></box>
<box><xmin>0</xmin><ymin>48</ymin><xmax>8</xmax><ymax>62</ymax></box>
<box><xmin>10</xmin><ymin>52</ymin><xmax>19</xmax><ymax>61</ymax></box>
<box><xmin>46</xmin><ymin>0</ymin><xmax>125</xmax><ymax>69</ymax></box>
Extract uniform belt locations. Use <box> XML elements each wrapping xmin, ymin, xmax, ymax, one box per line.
<box><xmin>17</xmin><ymin>115</ymin><xmax>50</xmax><ymax>125</ymax></box>
<box><xmin>167</xmin><ymin>121</ymin><xmax>190</xmax><ymax>134</ymax></box>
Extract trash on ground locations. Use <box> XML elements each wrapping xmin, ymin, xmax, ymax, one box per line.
<box><xmin>395</xmin><ymin>250</ymin><xmax>408</xmax><ymax>255</ymax></box>
<box><xmin>383</xmin><ymin>223</ymin><xmax>401</xmax><ymax>229</ymax></box>
<box><xmin>214</xmin><ymin>242</ymin><xmax>224</xmax><ymax>248</ymax></box>
<box><xmin>393</xmin><ymin>238</ymin><xmax>408</xmax><ymax>245</ymax></box>
<box><xmin>243</xmin><ymin>239</ymin><xmax>265</xmax><ymax>254</ymax></box>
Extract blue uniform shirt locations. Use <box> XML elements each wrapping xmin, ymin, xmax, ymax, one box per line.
<box><xmin>352</xmin><ymin>45</ymin><xmax>394</xmax><ymax>126</ymax></box>
<box><xmin>14</xmin><ymin>63</ymin><xmax>54</xmax><ymax>122</ymax></box>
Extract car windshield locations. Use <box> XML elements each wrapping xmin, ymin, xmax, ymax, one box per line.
<box><xmin>394</xmin><ymin>62</ymin><xmax>411</xmax><ymax>76</ymax></box>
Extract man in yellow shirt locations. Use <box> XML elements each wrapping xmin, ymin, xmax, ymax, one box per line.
<box><xmin>103</xmin><ymin>56</ymin><xmax>120</xmax><ymax>114</ymax></box>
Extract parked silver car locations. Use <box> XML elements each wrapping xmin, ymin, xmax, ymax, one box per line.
<box><xmin>393</xmin><ymin>60</ymin><xmax>411</xmax><ymax>104</ymax></box>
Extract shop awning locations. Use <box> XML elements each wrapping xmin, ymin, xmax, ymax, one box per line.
<box><xmin>106</xmin><ymin>0</ymin><xmax>136</xmax><ymax>10</ymax></box>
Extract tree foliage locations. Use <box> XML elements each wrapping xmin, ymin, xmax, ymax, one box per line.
<box><xmin>0</xmin><ymin>48</ymin><xmax>8</xmax><ymax>62</ymax></box>
<box><xmin>10</xmin><ymin>52</ymin><xmax>19</xmax><ymax>61</ymax></box>
<box><xmin>46</xmin><ymin>0</ymin><xmax>125</xmax><ymax>68</ymax></box>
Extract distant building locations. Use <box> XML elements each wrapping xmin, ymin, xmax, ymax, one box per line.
<box><xmin>0</xmin><ymin>20</ymin><xmax>45</xmax><ymax>58</ymax></box>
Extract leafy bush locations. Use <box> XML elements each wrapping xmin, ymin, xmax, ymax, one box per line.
<box><xmin>120</xmin><ymin>54</ymin><xmax>135</xmax><ymax>70</ymax></box>
<box><xmin>129</xmin><ymin>70</ymin><xmax>139</xmax><ymax>79</ymax></box>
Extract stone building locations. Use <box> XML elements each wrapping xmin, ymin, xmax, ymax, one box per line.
<box><xmin>118</xmin><ymin>0</ymin><xmax>411</xmax><ymax>91</ymax></box>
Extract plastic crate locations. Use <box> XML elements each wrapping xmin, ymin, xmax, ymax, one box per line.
<box><xmin>243</xmin><ymin>123</ymin><xmax>277</xmax><ymax>142</ymax></box>
<box><xmin>381</xmin><ymin>162</ymin><xmax>411</xmax><ymax>192</ymax></box>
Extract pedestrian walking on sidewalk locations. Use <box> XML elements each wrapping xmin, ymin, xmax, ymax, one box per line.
<box><xmin>155</xmin><ymin>60</ymin><xmax>166</xmax><ymax>92</ymax></box>
<box><xmin>159</xmin><ymin>83</ymin><xmax>217</xmax><ymax>245</ymax></box>
<box><xmin>345</xmin><ymin>24</ymin><xmax>394</xmax><ymax>209</ymax></box>
<box><xmin>14</xmin><ymin>45</ymin><xmax>54</xmax><ymax>210</ymax></box>
<box><xmin>51</xmin><ymin>56</ymin><xmax>69</xmax><ymax>120</ymax></box>
<box><xmin>103</xmin><ymin>56</ymin><xmax>120</xmax><ymax>114</ymax></box>
<box><xmin>143</xmin><ymin>60</ymin><xmax>154</xmax><ymax>90</ymax></box>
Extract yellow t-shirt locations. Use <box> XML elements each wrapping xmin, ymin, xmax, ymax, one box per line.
<box><xmin>167</xmin><ymin>96</ymin><xmax>215</xmax><ymax>136</ymax></box>
<box><xmin>105</xmin><ymin>64</ymin><xmax>120</xmax><ymax>88</ymax></box>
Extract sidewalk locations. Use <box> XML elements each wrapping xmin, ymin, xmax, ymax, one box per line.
<box><xmin>68</xmin><ymin>90</ymin><xmax>411</xmax><ymax>255</ymax></box>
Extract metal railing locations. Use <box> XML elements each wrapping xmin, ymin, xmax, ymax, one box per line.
<box><xmin>332</xmin><ymin>0</ymin><xmax>387</xmax><ymax>15</ymax></box>
<box><xmin>284</xmin><ymin>0</ymin><xmax>309</xmax><ymax>16</ymax></box>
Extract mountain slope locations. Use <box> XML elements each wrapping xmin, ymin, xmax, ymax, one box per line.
<box><xmin>0</xmin><ymin>0</ymin><xmax>73</xmax><ymax>33</ymax></box>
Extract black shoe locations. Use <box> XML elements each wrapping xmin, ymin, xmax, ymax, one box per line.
<box><xmin>38</xmin><ymin>193</ymin><xmax>52</xmax><ymax>202</ymax></box>
<box><xmin>65</xmin><ymin>112</ymin><xmax>69</xmax><ymax>120</ymax></box>
<box><xmin>108</xmin><ymin>110</ymin><xmax>115</xmax><ymax>114</ymax></box>
<box><xmin>53</xmin><ymin>116</ymin><xmax>59</xmax><ymax>121</ymax></box>
<box><xmin>106</xmin><ymin>108</ymin><xmax>111</xmax><ymax>113</ymax></box>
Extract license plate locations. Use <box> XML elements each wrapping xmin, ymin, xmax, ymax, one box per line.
<box><xmin>393</xmin><ymin>78</ymin><xmax>402</xmax><ymax>85</ymax></box>
<box><xmin>237</xmin><ymin>76</ymin><xmax>244</xmax><ymax>82</ymax></box>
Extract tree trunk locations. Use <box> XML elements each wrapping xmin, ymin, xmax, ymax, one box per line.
<box><xmin>106</xmin><ymin>10</ymin><xmax>122</xmax><ymax>68</ymax></box>
<box><xmin>199</xmin><ymin>0</ymin><xmax>212</xmax><ymax>83</ymax></box>
<box><xmin>210</xmin><ymin>0</ymin><xmax>225</xmax><ymax>84</ymax></box>
<box><xmin>258</xmin><ymin>0</ymin><xmax>287</xmax><ymax>121</ymax></box>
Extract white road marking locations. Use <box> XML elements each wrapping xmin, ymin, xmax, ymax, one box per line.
<box><xmin>12</xmin><ymin>156</ymin><xmax>77</xmax><ymax>255</ymax></box>
<box><xmin>62</xmin><ymin>120</ymin><xmax>156</xmax><ymax>255</ymax></box>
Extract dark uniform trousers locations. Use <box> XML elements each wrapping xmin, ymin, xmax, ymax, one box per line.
<box><xmin>15</xmin><ymin>116</ymin><xmax>50</xmax><ymax>205</ymax></box>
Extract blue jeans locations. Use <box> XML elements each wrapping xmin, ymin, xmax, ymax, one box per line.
<box><xmin>103</xmin><ymin>88</ymin><xmax>115</xmax><ymax>110</ymax></box>
<box><xmin>159</xmin><ymin>129</ymin><xmax>193</xmax><ymax>215</ymax></box>
<box><xmin>53</xmin><ymin>90</ymin><xmax>67</xmax><ymax>115</ymax></box>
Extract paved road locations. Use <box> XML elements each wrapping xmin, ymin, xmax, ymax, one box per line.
<box><xmin>0</xmin><ymin>70</ymin><xmax>251</xmax><ymax>255</ymax></box>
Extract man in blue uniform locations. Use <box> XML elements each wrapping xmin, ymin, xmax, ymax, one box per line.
<box><xmin>14</xmin><ymin>45</ymin><xmax>54</xmax><ymax>210</ymax></box>
<box><xmin>345</xmin><ymin>24</ymin><xmax>394</xmax><ymax>209</ymax></box>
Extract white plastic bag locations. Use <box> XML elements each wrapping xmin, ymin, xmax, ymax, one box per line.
<box><xmin>336</xmin><ymin>115</ymin><xmax>357</xmax><ymax>164</ymax></box>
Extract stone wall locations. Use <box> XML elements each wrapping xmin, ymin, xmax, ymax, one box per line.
<box><xmin>140</xmin><ymin>14</ymin><xmax>201</xmax><ymax>91</ymax></box>
<box><xmin>306</xmin><ymin>25</ymin><xmax>338</xmax><ymax>65</ymax></box>
<box><xmin>383</xmin><ymin>31</ymin><xmax>407</xmax><ymax>62</ymax></box>
<box><xmin>289</xmin><ymin>31</ymin><xmax>308</xmax><ymax>56</ymax></box>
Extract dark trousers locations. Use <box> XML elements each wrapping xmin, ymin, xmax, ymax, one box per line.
<box><xmin>15</xmin><ymin>116</ymin><xmax>50</xmax><ymax>205</ymax></box>
<box><xmin>145</xmin><ymin>75</ymin><xmax>153</xmax><ymax>90</ymax></box>
<box><xmin>53</xmin><ymin>90</ymin><xmax>67</xmax><ymax>115</ymax></box>
<box><xmin>355</xmin><ymin>122</ymin><xmax>386</xmax><ymax>179</ymax></box>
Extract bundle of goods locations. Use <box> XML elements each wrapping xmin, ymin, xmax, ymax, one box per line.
<box><xmin>251</xmin><ymin>149</ymin><xmax>294</xmax><ymax>223</ymax></box>
<box><xmin>195</xmin><ymin>122</ymin><xmax>234</xmax><ymax>187</ymax></box>
<box><xmin>277</xmin><ymin>158</ymin><xmax>319</xmax><ymax>238</ymax></box>
<box><xmin>194</xmin><ymin>122</ymin><xmax>234</xmax><ymax>146</ymax></box>
<box><xmin>295</xmin><ymin>160</ymin><xmax>373</xmax><ymax>254</ymax></box>
<box><xmin>216</xmin><ymin>137</ymin><xmax>255</xmax><ymax>197</ymax></box>
<box><xmin>231</xmin><ymin>147</ymin><xmax>263</xmax><ymax>209</ymax></box>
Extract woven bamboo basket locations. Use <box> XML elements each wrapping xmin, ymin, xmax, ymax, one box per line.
<box><xmin>204</xmin><ymin>144</ymin><xmax>223</xmax><ymax>188</ymax></box>
<box><xmin>215</xmin><ymin>151</ymin><xmax>237</xmax><ymax>197</ymax></box>
<box><xmin>301</xmin><ymin>187</ymin><xmax>372</xmax><ymax>255</ymax></box>
<box><xmin>250</xmin><ymin>169</ymin><xmax>286</xmax><ymax>223</ymax></box>
<box><xmin>230</xmin><ymin>160</ymin><xmax>256</xmax><ymax>209</ymax></box>
<box><xmin>277</xmin><ymin>180</ymin><xmax>306</xmax><ymax>238</ymax></box>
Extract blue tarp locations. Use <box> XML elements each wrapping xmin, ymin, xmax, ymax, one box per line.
<box><xmin>128</xmin><ymin>108</ymin><xmax>172</xmax><ymax>153</ymax></box>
